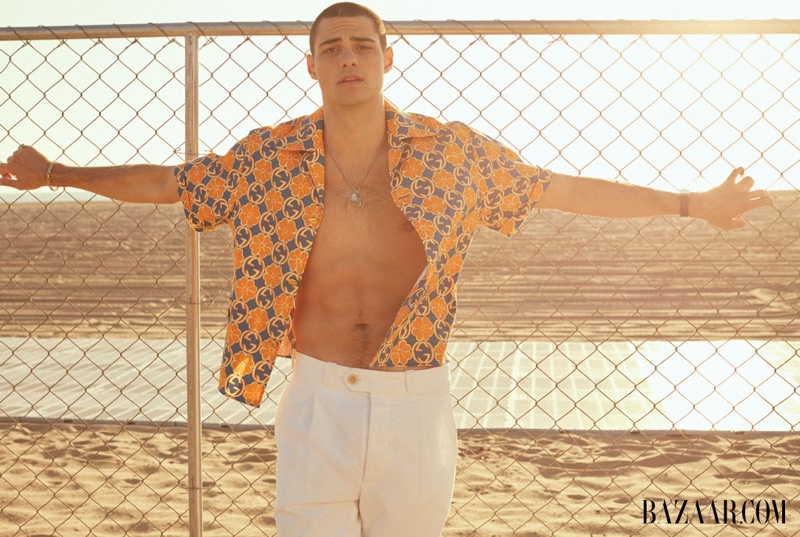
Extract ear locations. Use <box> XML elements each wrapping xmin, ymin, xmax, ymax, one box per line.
<box><xmin>383</xmin><ymin>46</ymin><xmax>394</xmax><ymax>74</ymax></box>
<box><xmin>306</xmin><ymin>54</ymin><xmax>317</xmax><ymax>80</ymax></box>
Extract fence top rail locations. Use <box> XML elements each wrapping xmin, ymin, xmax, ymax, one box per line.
<box><xmin>1</xmin><ymin>19</ymin><xmax>800</xmax><ymax>41</ymax></box>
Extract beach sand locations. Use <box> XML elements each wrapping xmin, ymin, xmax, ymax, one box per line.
<box><xmin>2</xmin><ymin>191</ymin><xmax>797</xmax><ymax>341</ymax></box>
<box><xmin>1</xmin><ymin>422</ymin><xmax>798</xmax><ymax>535</ymax></box>
<box><xmin>1</xmin><ymin>192</ymin><xmax>799</xmax><ymax>535</ymax></box>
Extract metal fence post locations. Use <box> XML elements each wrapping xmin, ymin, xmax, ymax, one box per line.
<box><xmin>184</xmin><ymin>30</ymin><xmax>203</xmax><ymax>537</ymax></box>
<box><xmin>0</xmin><ymin>19</ymin><xmax>797</xmax><ymax>537</ymax></box>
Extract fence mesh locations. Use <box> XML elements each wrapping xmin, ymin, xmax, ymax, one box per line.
<box><xmin>1</xmin><ymin>20</ymin><xmax>798</xmax><ymax>536</ymax></box>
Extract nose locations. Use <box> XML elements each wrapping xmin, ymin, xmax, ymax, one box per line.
<box><xmin>340</xmin><ymin>47</ymin><xmax>358</xmax><ymax>67</ymax></box>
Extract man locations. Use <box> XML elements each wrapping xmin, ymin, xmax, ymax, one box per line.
<box><xmin>0</xmin><ymin>3</ymin><xmax>772</xmax><ymax>536</ymax></box>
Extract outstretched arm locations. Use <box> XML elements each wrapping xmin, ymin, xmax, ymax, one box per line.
<box><xmin>536</xmin><ymin>167</ymin><xmax>772</xmax><ymax>230</ymax></box>
<box><xmin>0</xmin><ymin>145</ymin><xmax>180</xmax><ymax>204</ymax></box>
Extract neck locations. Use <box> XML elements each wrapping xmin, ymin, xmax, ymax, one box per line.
<box><xmin>322</xmin><ymin>95</ymin><xmax>386</xmax><ymax>150</ymax></box>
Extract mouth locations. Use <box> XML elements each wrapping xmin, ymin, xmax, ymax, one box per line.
<box><xmin>338</xmin><ymin>74</ymin><xmax>364</xmax><ymax>85</ymax></box>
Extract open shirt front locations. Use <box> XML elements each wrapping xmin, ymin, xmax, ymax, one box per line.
<box><xmin>175</xmin><ymin>100</ymin><xmax>551</xmax><ymax>407</ymax></box>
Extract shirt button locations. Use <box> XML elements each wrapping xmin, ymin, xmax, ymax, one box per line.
<box><xmin>309</xmin><ymin>216</ymin><xmax>319</xmax><ymax>224</ymax></box>
<box><xmin>347</xmin><ymin>373</ymin><xmax>359</xmax><ymax>385</ymax></box>
<box><xmin>287</xmin><ymin>276</ymin><xmax>298</xmax><ymax>287</ymax></box>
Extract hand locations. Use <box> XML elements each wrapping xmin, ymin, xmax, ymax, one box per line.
<box><xmin>0</xmin><ymin>145</ymin><xmax>52</xmax><ymax>190</ymax></box>
<box><xmin>693</xmin><ymin>168</ymin><xmax>772</xmax><ymax>230</ymax></box>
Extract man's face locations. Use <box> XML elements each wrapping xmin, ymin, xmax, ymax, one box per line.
<box><xmin>306</xmin><ymin>16</ymin><xmax>393</xmax><ymax>107</ymax></box>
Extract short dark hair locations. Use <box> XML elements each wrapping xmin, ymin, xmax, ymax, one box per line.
<box><xmin>309</xmin><ymin>2</ymin><xmax>387</xmax><ymax>55</ymax></box>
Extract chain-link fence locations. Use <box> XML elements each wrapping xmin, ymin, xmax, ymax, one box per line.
<box><xmin>1</xmin><ymin>19</ymin><xmax>798</xmax><ymax>536</ymax></box>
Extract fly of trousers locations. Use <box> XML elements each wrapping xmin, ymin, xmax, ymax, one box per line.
<box><xmin>274</xmin><ymin>351</ymin><xmax>458</xmax><ymax>537</ymax></box>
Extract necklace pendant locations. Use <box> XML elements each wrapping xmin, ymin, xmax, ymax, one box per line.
<box><xmin>349</xmin><ymin>190</ymin><xmax>363</xmax><ymax>207</ymax></box>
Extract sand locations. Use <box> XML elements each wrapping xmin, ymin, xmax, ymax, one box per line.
<box><xmin>1</xmin><ymin>192</ymin><xmax>799</xmax><ymax>535</ymax></box>
<box><xmin>1</xmin><ymin>422</ymin><xmax>798</xmax><ymax>535</ymax></box>
<box><xmin>2</xmin><ymin>191</ymin><xmax>798</xmax><ymax>341</ymax></box>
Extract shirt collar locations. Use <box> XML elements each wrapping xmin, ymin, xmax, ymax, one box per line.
<box><xmin>276</xmin><ymin>98</ymin><xmax>440</xmax><ymax>153</ymax></box>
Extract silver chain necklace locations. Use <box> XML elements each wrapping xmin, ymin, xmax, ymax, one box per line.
<box><xmin>324</xmin><ymin>131</ymin><xmax>386</xmax><ymax>207</ymax></box>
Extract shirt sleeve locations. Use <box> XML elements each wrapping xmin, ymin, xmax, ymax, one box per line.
<box><xmin>174</xmin><ymin>133</ymin><xmax>253</xmax><ymax>231</ymax></box>
<box><xmin>470</xmin><ymin>129</ymin><xmax>552</xmax><ymax>237</ymax></box>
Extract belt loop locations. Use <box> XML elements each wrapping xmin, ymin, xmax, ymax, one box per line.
<box><xmin>323</xmin><ymin>361</ymin><xmax>338</xmax><ymax>387</ymax></box>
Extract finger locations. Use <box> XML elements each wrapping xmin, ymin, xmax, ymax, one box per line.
<box><xmin>0</xmin><ymin>161</ymin><xmax>18</xmax><ymax>183</ymax></box>
<box><xmin>0</xmin><ymin>176</ymin><xmax>20</xmax><ymax>189</ymax></box>
<box><xmin>748</xmin><ymin>189</ymin><xmax>771</xmax><ymax>200</ymax></box>
<box><xmin>746</xmin><ymin>196</ymin><xmax>773</xmax><ymax>211</ymax></box>
<box><xmin>725</xmin><ymin>167</ymin><xmax>744</xmax><ymax>185</ymax></box>
<box><xmin>734</xmin><ymin>175</ymin><xmax>754</xmax><ymax>191</ymax></box>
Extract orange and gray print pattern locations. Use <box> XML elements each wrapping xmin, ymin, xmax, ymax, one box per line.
<box><xmin>175</xmin><ymin>100</ymin><xmax>551</xmax><ymax>407</ymax></box>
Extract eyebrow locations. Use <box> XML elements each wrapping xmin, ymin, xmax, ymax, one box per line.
<box><xmin>317</xmin><ymin>36</ymin><xmax>377</xmax><ymax>49</ymax></box>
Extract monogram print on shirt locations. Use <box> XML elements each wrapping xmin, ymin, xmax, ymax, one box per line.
<box><xmin>176</xmin><ymin>100</ymin><xmax>550</xmax><ymax>407</ymax></box>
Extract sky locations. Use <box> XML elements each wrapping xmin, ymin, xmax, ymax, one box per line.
<box><xmin>4</xmin><ymin>0</ymin><xmax>800</xmax><ymax>27</ymax></box>
<box><xmin>2</xmin><ymin>2</ymin><xmax>797</xmax><ymax>432</ymax></box>
<box><xmin>2</xmin><ymin>0</ymin><xmax>800</xmax><ymax>203</ymax></box>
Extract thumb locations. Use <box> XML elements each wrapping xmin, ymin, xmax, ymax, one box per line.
<box><xmin>727</xmin><ymin>215</ymin><xmax>746</xmax><ymax>229</ymax></box>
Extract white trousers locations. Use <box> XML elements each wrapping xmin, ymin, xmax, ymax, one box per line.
<box><xmin>274</xmin><ymin>352</ymin><xmax>458</xmax><ymax>537</ymax></box>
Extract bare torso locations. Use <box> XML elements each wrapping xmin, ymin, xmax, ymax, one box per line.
<box><xmin>292</xmin><ymin>144</ymin><xmax>429</xmax><ymax>369</ymax></box>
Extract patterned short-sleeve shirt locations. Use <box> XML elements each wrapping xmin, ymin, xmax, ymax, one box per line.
<box><xmin>175</xmin><ymin>99</ymin><xmax>551</xmax><ymax>407</ymax></box>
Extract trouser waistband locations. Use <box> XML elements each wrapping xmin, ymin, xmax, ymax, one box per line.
<box><xmin>293</xmin><ymin>351</ymin><xmax>451</xmax><ymax>395</ymax></box>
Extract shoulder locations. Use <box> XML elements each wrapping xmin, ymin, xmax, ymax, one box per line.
<box><xmin>408</xmin><ymin>112</ymin><xmax>471</xmax><ymax>135</ymax></box>
<box><xmin>402</xmin><ymin>113</ymin><xmax>478</xmax><ymax>147</ymax></box>
<box><xmin>244</xmin><ymin>116</ymin><xmax>305</xmax><ymax>142</ymax></box>
<box><xmin>442</xmin><ymin>121</ymin><xmax>510</xmax><ymax>158</ymax></box>
<box><xmin>405</xmin><ymin>112</ymin><xmax>447</xmax><ymax>131</ymax></box>
<box><xmin>437</xmin><ymin>120</ymin><xmax>491</xmax><ymax>147</ymax></box>
<box><xmin>231</xmin><ymin>112</ymin><xmax>321</xmax><ymax>156</ymax></box>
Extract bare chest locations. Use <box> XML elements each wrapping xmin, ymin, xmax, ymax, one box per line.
<box><xmin>314</xmin><ymin>156</ymin><xmax>423</xmax><ymax>258</ymax></box>
<box><xmin>291</xmin><ymin>152</ymin><xmax>428</xmax><ymax>364</ymax></box>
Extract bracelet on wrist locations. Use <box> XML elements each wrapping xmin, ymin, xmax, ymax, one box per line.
<box><xmin>46</xmin><ymin>161</ymin><xmax>57</xmax><ymax>191</ymax></box>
